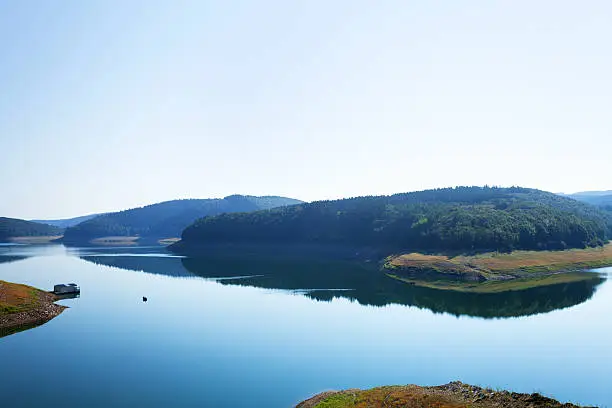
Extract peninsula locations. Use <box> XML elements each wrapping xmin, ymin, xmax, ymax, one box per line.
<box><xmin>0</xmin><ymin>280</ymin><xmax>66</xmax><ymax>338</ymax></box>
<box><xmin>385</xmin><ymin>243</ymin><xmax>612</xmax><ymax>292</ymax></box>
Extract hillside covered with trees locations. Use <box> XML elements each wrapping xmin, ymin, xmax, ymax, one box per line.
<box><xmin>566</xmin><ymin>191</ymin><xmax>612</xmax><ymax>226</ymax></box>
<box><xmin>62</xmin><ymin>195</ymin><xmax>302</xmax><ymax>244</ymax></box>
<box><xmin>565</xmin><ymin>191</ymin><xmax>612</xmax><ymax>206</ymax></box>
<box><xmin>178</xmin><ymin>187</ymin><xmax>611</xmax><ymax>253</ymax></box>
<box><xmin>0</xmin><ymin>218</ymin><xmax>63</xmax><ymax>242</ymax></box>
<box><xmin>32</xmin><ymin>213</ymin><xmax>101</xmax><ymax>228</ymax></box>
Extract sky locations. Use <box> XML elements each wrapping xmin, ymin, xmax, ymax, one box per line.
<box><xmin>1</xmin><ymin>1</ymin><xmax>611</xmax><ymax>219</ymax></box>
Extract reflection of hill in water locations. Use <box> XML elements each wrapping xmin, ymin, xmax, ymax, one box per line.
<box><xmin>0</xmin><ymin>256</ymin><xmax>29</xmax><ymax>265</ymax></box>
<box><xmin>79</xmin><ymin>249</ymin><xmax>605</xmax><ymax>319</ymax></box>
<box><xmin>80</xmin><ymin>254</ymin><xmax>194</xmax><ymax>278</ymax></box>
<box><xmin>0</xmin><ymin>245</ymin><xmax>33</xmax><ymax>265</ymax></box>
<box><xmin>181</xmin><ymin>256</ymin><xmax>605</xmax><ymax>318</ymax></box>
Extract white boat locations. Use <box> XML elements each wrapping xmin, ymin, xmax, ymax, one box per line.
<box><xmin>53</xmin><ymin>283</ymin><xmax>80</xmax><ymax>295</ymax></box>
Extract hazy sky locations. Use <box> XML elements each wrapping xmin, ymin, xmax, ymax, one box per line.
<box><xmin>1</xmin><ymin>1</ymin><xmax>611</xmax><ymax>219</ymax></box>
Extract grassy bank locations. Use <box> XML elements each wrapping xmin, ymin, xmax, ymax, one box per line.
<box><xmin>66</xmin><ymin>236</ymin><xmax>179</xmax><ymax>246</ymax></box>
<box><xmin>0</xmin><ymin>280</ymin><xmax>66</xmax><ymax>338</ymax></box>
<box><xmin>384</xmin><ymin>244</ymin><xmax>612</xmax><ymax>292</ymax></box>
<box><xmin>89</xmin><ymin>236</ymin><xmax>140</xmax><ymax>245</ymax></box>
<box><xmin>8</xmin><ymin>235</ymin><xmax>63</xmax><ymax>244</ymax></box>
<box><xmin>296</xmin><ymin>381</ymin><xmax>592</xmax><ymax>408</ymax></box>
<box><xmin>158</xmin><ymin>237</ymin><xmax>180</xmax><ymax>246</ymax></box>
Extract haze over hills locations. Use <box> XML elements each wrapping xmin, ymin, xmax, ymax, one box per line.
<box><xmin>570</xmin><ymin>191</ymin><xmax>612</xmax><ymax>197</ymax></box>
<box><xmin>176</xmin><ymin>187</ymin><xmax>611</xmax><ymax>253</ymax></box>
<box><xmin>563</xmin><ymin>191</ymin><xmax>612</xmax><ymax>208</ymax></box>
<box><xmin>5</xmin><ymin>187</ymin><xmax>612</xmax><ymax>250</ymax></box>
<box><xmin>32</xmin><ymin>214</ymin><xmax>102</xmax><ymax>229</ymax></box>
<box><xmin>0</xmin><ymin>217</ymin><xmax>63</xmax><ymax>242</ymax></box>
<box><xmin>62</xmin><ymin>195</ymin><xmax>303</xmax><ymax>244</ymax></box>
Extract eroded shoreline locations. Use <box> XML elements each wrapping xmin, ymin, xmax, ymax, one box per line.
<box><xmin>0</xmin><ymin>280</ymin><xmax>66</xmax><ymax>338</ymax></box>
<box><xmin>385</xmin><ymin>244</ymin><xmax>612</xmax><ymax>292</ymax></box>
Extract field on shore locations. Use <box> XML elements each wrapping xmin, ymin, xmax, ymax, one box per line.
<box><xmin>387</xmin><ymin>244</ymin><xmax>612</xmax><ymax>276</ymax></box>
<box><xmin>85</xmin><ymin>236</ymin><xmax>179</xmax><ymax>246</ymax></box>
<box><xmin>8</xmin><ymin>235</ymin><xmax>63</xmax><ymax>244</ymax></box>
<box><xmin>384</xmin><ymin>244</ymin><xmax>612</xmax><ymax>292</ymax></box>
<box><xmin>89</xmin><ymin>236</ymin><xmax>140</xmax><ymax>245</ymax></box>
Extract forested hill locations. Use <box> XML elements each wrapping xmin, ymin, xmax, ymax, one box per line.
<box><xmin>62</xmin><ymin>195</ymin><xmax>302</xmax><ymax>243</ymax></box>
<box><xmin>565</xmin><ymin>191</ymin><xmax>612</xmax><ymax>207</ymax></box>
<box><xmin>0</xmin><ymin>217</ymin><xmax>63</xmax><ymax>242</ymax></box>
<box><xmin>32</xmin><ymin>213</ymin><xmax>101</xmax><ymax>228</ymax></box>
<box><xmin>178</xmin><ymin>187</ymin><xmax>611</xmax><ymax>253</ymax></box>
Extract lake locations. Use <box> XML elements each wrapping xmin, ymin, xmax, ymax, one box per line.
<box><xmin>1</xmin><ymin>244</ymin><xmax>611</xmax><ymax>407</ymax></box>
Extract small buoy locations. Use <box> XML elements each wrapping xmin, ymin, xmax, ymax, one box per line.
<box><xmin>143</xmin><ymin>296</ymin><xmax>148</xmax><ymax>302</ymax></box>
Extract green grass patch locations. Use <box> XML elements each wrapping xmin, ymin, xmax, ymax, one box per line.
<box><xmin>0</xmin><ymin>302</ymin><xmax>20</xmax><ymax>314</ymax></box>
<box><xmin>315</xmin><ymin>393</ymin><xmax>357</xmax><ymax>408</ymax></box>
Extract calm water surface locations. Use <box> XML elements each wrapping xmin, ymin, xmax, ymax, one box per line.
<box><xmin>1</xmin><ymin>245</ymin><xmax>611</xmax><ymax>407</ymax></box>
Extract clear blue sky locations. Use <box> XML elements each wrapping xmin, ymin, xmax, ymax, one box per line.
<box><xmin>1</xmin><ymin>1</ymin><xmax>611</xmax><ymax>219</ymax></box>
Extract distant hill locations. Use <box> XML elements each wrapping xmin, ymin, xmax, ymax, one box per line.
<box><xmin>0</xmin><ymin>218</ymin><xmax>63</xmax><ymax>242</ymax></box>
<box><xmin>563</xmin><ymin>191</ymin><xmax>612</xmax><ymax>207</ymax></box>
<box><xmin>62</xmin><ymin>195</ymin><xmax>303</xmax><ymax>244</ymax></box>
<box><xmin>568</xmin><ymin>190</ymin><xmax>612</xmax><ymax>197</ymax></box>
<box><xmin>32</xmin><ymin>213</ymin><xmax>101</xmax><ymax>228</ymax></box>
<box><xmin>177</xmin><ymin>187</ymin><xmax>611</xmax><ymax>253</ymax></box>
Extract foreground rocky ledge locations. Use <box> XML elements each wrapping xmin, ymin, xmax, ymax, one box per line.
<box><xmin>297</xmin><ymin>381</ymin><xmax>595</xmax><ymax>408</ymax></box>
<box><xmin>0</xmin><ymin>280</ymin><xmax>66</xmax><ymax>338</ymax></box>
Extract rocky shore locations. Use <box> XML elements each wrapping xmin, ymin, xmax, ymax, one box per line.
<box><xmin>0</xmin><ymin>280</ymin><xmax>66</xmax><ymax>338</ymax></box>
<box><xmin>297</xmin><ymin>381</ymin><xmax>595</xmax><ymax>408</ymax></box>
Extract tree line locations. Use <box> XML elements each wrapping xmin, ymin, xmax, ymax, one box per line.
<box><xmin>62</xmin><ymin>196</ymin><xmax>302</xmax><ymax>242</ymax></box>
<box><xmin>181</xmin><ymin>187</ymin><xmax>610</xmax><ymax>252</ymax></box>
<box><xmin>0</xmin><ymin>217</ymin><xmax>62</xmax><ymax>241</ymax></box>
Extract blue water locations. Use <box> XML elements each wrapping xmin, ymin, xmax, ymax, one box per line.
<box><xmin>1</xmin><ymin>245</ymin><xmax>611</xmax><ymax>407</ymax></box>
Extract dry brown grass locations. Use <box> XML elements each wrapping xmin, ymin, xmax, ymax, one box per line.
<box><xmin>158</xmin><ymin>237</ymin><xmax>181</xmax><ymax>245</ymax></box>
<box><xmin>90</xmin><ymin>236</ymin><xmax>140</xmax><ymax>245</ymax></box>
<box><xmin>457</xmin><ymin>244</ymin><xmax>612</xmax><ymax>271</ymax></box>
<box><xmin>354</xmin><ymin>387</ymin><xmax>467</xmax><ymax>408</ymax></box>
<box><xmin>298</xmin><ymin>387</ymin><xmax>468</xmax><ymax>408</ymax></box>
<box><xmin>0</xmin><ymin>280</ymin><xmax>66</xmax><ymax>337</ymax></box>
<box><xmin>0</xmin><ymin>280</ymin><xmax>40</xmax><ymax>314</ymax></box>
<box><xmin>9</xmin><ymin>236</ymin><xmax>62</xmax><ymax>244</ymax></box>
<box><xmin>389</xmin><ymin>243</ymin><xmax>612</xmax><ymax>275</ymax></box>
<box><xmin>297</xmin><ymin>382</ymin><xmax>588</xmax><ymax>408</ymax></box>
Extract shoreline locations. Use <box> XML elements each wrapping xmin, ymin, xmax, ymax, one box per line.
<box><xmin>296</xmin><ymin>381</ymin><xmax>595</xmax><ymax>408</ymax></box>
<box><xmin>0</xmin><ymin>280</ymin><xmax>66</xmax><ymax>338</ymax></box>
<box><xmin>171</xmin><ymin>241</ymin><xmax>612</xmax><ymax>293</ymax></box>
<box><xmin>387</xmin><ymin>271</ymin><xmax>604</xmax><ymax>293</ymax></box>
<box><xmin>5</xmin><ymin>236</ymin><xmax>63</xmax><ymax>245</ymax></box>
<box><xmin>385</xmin><ymin>244</ymin><xmax>612</xmax><ymax>292</ymax></box>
